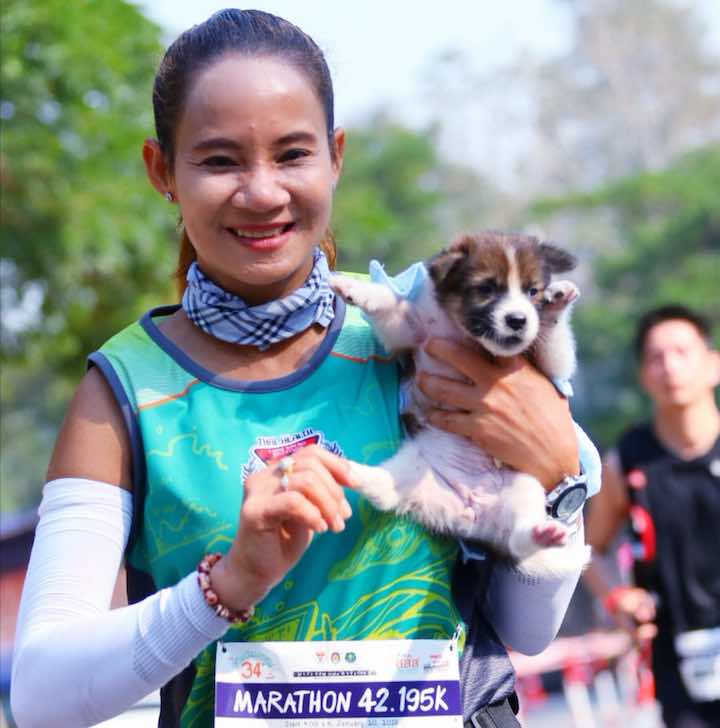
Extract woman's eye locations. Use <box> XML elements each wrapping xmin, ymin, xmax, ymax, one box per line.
<box><xmin>201</xmin><ymin>155</ymin><xmax>236</xmax><ymax>168</ymax></box>
<box><xmin>279</xmin><ymin>148</ymin><xmax>311</xmax><ymax>163</ymax></box>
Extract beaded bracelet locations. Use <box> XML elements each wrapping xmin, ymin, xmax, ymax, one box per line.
<box><xmin>197</xmin><ymin>552</ymin><xmax>255</xmax><ymax>624</ymax></box>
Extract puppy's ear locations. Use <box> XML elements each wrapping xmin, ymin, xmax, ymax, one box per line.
<box><xmin>429</xmin><ymin>236</ymin><xmax>470</xmax><ymax>284</ymax></box>
<box><xmin>539</xmin><ymin>243</ymin><xmax>577</xmax><ymax>273</ymax></box>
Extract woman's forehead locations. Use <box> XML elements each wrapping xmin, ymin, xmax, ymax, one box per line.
<box><xmin>179</xmin><ymin>54</ymin><xmax>326</xmax><ymax>139</ymax></box>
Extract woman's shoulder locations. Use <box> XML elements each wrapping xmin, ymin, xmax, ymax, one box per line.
<box><xmin>46</xmin><ymin>366</ymin><xmax>133</xmax><ymax>489</ymax></box>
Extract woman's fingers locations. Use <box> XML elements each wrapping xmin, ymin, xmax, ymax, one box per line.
<box><xmin>424</xmin><ymin>407</ymin><xmax>476</xmax><ymax>439</ymax></box>
<box><xmin>420</xmin><ymin>339</ymin><xmax>579</xmax><ymax>488</ymax></box>
<box><xmin>281</xmin><ymin>462</ymin><xmax>350</xmax><ymax>532</ymax></box>
<box><xmin>253</xmin><ymin>446</ymin><xmax>354</xmax><ymax>533</ymax></box>
<box><xmin>424</xmin><ymin>337</ymin><xmax>512</xmax><ymax>387</ymax></box>
<box><xmin>300</xmin><ymin>445</ymin><xmax>359</xmax><ymax>489</ymax></box>
<box><xmin>257</xmin><ymin>489</ymin><xmax>330</xmax><ymax>534</ymax></box>
<box><xmin>417</xmin><ymin>372</ymin><xmax>476</xmax><ymax>411</ymax></box>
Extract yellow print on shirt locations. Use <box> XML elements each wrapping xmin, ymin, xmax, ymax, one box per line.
<box><xmin>147</xmin><ymin>430</ymin><xmax>229</xmax><ymax>471</ymax></box>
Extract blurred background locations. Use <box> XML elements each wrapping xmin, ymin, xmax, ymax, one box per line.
<box><xmin>1</xmin><ymin>0</ymin><xmax>719</xmax><ymax>725</ymax></box>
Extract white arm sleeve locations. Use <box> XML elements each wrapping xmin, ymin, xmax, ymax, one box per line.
<box><xmin>483</xmin><ymin>519</ymin><xmax>588</xmax><ymax>656</ymax></box>
<box><xmin>11</xmin><ymin>478</ymin><xmax>230</xmax><ymax>728</ymax></box>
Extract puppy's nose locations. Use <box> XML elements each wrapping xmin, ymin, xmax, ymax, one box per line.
<box><xmin>505</xmin><ymin>313</ymin><xmax>526</xmax><ymax>331</ymax></box>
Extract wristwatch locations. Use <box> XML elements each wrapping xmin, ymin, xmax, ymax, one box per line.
<box><xmin>545</xmin><ymin>469</ymin><xmax>588</xmax><ymax>522</ymax></box>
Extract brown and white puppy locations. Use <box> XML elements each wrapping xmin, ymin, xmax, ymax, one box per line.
<box><xmin>330</xmin><ymin>231</ymin><xmax>589</xmax><ymax>578</ymax></box>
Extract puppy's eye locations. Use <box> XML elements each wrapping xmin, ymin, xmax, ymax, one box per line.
<box><xmin>528</xmin><ymin>287</ymin><xmax>539</xmax><ymax>296</ymax></box>
<box><xmin>476</xmin><ymin>280</ymin><xmax>497</xmax><ymax>296</ymax></box>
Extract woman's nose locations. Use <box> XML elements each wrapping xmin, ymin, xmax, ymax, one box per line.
<box><xmin>232</xmin><ymin>165</ymin><xmax>290</xmax><ymax>211</ymax></box>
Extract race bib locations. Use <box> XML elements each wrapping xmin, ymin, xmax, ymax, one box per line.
<box><xmin>215</xmin><ymin>638</ymin><xmax>463</xmax><ymax>728</ymax></box>
<box><xmin>675</xmin><ymin>626</ymin><xmax>720</xmax><ymax>702</ymax></box>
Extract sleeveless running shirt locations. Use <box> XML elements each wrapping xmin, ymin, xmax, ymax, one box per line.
<box><xmin>89</xmin><ymin>300</ymin><xmax>515</xmax><ymax>726</ymax></box>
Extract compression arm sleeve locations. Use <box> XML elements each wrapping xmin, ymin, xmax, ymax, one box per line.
<box><xmin>11</xmin><ymin>478</ymin><xmax>229</xmax><ymax>728</ymax></box>
<box><xmin>482</xmin><ymin>519</ymin><xmax>588</xmax><ymax>656</ymax></box>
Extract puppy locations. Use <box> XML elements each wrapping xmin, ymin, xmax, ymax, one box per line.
<box><xmin>330</xmin><ymin>231</ymin><xmax>589</xmax><ymax>577</ymax></box>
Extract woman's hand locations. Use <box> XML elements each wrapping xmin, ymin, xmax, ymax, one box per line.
<box><xmin>417</xmin><ymin>338</ymin><xmax>579</xmax><ymax>490</ymax></box>
<box><xmin>210</xmin><ymin>445</ymin><xmax>354</xmax><ymax>612</ymax></box>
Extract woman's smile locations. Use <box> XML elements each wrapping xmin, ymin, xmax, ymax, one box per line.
<box><xmin>226</xmin><ymin>222</ymin><xmax>296</xmax><ymax>251</ymax></box>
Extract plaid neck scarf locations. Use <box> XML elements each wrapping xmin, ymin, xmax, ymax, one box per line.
<box><xmin>181</xmin><ymin>247</ymin><xmax>335</xmax><ymax>350</ymax></box>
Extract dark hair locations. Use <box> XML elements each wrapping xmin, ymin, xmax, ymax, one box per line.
<box><xmin>152</xmin><ymin>9</ymin><xmax>338</xmax><ymax>291</ymax></box>
<box><xmin>634</xmin><ymin>304</ymin><xmax>713</xmax><ymax>359</ymax></box>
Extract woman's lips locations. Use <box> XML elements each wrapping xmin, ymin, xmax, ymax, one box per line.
<box><xmin>227</xmin><ymin>222</ymin><xmax>294</xmax><ymax>250</ymax></box>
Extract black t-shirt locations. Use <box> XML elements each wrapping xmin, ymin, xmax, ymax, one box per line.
<box><xmin>617</xmin><ymin>424</ymin><xmax>720</xmax><ymax>717</ymax></box>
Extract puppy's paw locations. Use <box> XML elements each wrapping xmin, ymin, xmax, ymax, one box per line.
<box><xmin>347</xmin><ymin>461</ymin><xmax>400</xmax><ymax>511</ymax></box>
<box><xmin>532</xmin><ymin>520</ymin><xmax>568</xmax><ymax>547</ymax></box>
<box><xmin>542</xmin><ymin>280</ymin><xmax>579</xmax><ymax>314</ymax></box>
<box><xmin>508</xmin><ymin>525</ymin><xmax>542</xmax><ymax>562</ymax></box>
<box><xmin>329</xmin><ymin>275</ymin><xmax>395</xmax><ymax>314</ymax></box>
<box><xmin>328</xmin><ymin>274</ymin><xmax>363</xmax><ymax>304</ymax></box>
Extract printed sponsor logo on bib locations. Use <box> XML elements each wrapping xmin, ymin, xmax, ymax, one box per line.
<box><xmin>215</xmin><ymin>639</ymin><xmax>462</xmax><ymax>728</ymax></box>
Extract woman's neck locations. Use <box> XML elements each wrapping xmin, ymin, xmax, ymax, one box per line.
<box><xmin>160</xmin><ymin>309</ymin><xmax>328</xmax><ymax>381</ymax></box>
<box><xmin>654</xmin><ymin>395</ymin><xmax>720</xmax><ymax>459</ymax></box>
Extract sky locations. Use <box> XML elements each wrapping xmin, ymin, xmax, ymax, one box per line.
<box><xmin>131</xmin><ymin>0</ymin><xmax>720</xmax><ymax>130</ymax></box>
<box><xmin>130</xmin><ymin>0</ymin><xmax>575</xmax><ymax>127</ymax></box>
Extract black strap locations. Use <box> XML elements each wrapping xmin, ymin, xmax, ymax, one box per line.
<box><xmin>464</xmin><ymin>696</ymin><xmax>520</xmax><ymax>728</ymax></box>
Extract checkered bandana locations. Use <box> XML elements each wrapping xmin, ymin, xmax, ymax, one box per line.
<box><xmin>181</xmin><ymin>247</ymin><xmax>335</xmax><ymax>350</ymax></box>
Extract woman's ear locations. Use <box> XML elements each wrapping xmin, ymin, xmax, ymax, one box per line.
<box><xmin>143</xmin><ymin>138</ymin><xmax>174</xmax><ymax>199</ymax></box>
<box><xmin>331</xmin><ymin>127</ymin><xmax>346</xmax><ymax>185</ymax></box>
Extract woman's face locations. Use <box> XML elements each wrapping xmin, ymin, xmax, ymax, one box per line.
<box><xmin>171</xmin><ymin>54</ymin><xmax>343</xmax><ymax>303</ymax></box>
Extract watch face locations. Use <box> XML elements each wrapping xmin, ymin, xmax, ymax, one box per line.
<box><xmin>555</xmin><ymin>484</ymin><xmax>587</xmax><ymax>519</ymax></box>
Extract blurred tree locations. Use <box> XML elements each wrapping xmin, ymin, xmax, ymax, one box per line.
<box><xmin>423</xmin><ymin>0</ymin><xmax>720</xmax><ymax>200</ymax></box>
<box><xmin>0</xmin><ymin>4</ymin><xmax>494</xmax><ymax>510</ymax></box>
<box><xmin>332</xmin><ymin>114</ymin><xmax>497</xmax><ymax>273</ymax></box>
<box><xmin>527</xmin><ymin>0</ymin><xmax>720</xmax><ymax>192</ymax></box>
<box><xmin>1</xmin><ymin>0</ymin><xmax>173</xmax><ymax>510</ymax></box>
<box><xmin>535</xmin><ymin>144</ymin><xmax>720</xmax><ymax>447</ymax></box>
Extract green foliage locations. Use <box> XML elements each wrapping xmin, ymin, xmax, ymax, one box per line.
<box><xmin>333</xmin><ymin>117</ymin><xmax>447</xmax><ymax>273</ymax></box>
<box><xmin>1</xmin><ymin>0</ymin><xmax>174</xmax><ymax>510</ymax></box>
<box><xmin>0</xmin><ymin>4</ymin><xmax>492</xmax><ymax>511</ymax></box>
<box><xmin>534</xmin><ymin>145</ymin><xmax>720</xmax><ymax>447</ymax></box>
<box><xmin>2</xmin><ymin>0</ymin><xmax>175</xmax><ymax>366</ymax></box>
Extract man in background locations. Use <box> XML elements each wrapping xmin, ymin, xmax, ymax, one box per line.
<box><xmin>583</xmin><ymin>304</ymin><xmax>720</xmax><ymax>727</ymax></box>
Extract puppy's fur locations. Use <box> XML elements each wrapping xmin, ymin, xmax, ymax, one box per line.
<box><xmin>331</xmin><ymin>231</ymin><xmax>590</xmax><ymax>577</ymax></box>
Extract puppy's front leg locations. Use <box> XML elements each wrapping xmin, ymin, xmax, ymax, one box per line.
<box><xmin>330</xmin><ymin>275</ymin><xmax>424</xmax><ymax>351</ymax></box>
<box><xmin>533</xmin><ymin>280</ymin><xmax>579</xmax><ymax>380</ymax></box>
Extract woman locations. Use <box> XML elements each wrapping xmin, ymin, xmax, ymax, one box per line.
<box><xmin>11</xmin><ymin>9</ymin><xmax>595</xmax><ymax>727</ymax></box>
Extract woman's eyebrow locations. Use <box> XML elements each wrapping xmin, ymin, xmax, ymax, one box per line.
<box><xmin>275</xmin><ymin>131</ymin><xmax>317</xmax><ymax>146</ymax></box>
<box><xmin>190</xmin><ymin>132</ymin><xmax>317</xmax><ymax>153</ymax></box>
<box><xmin>191</xmin><ymin>137</ymin><xmax>241</xmax><ymax>153</ymax></box>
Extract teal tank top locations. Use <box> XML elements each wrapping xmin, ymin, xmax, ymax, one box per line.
<box><xmin>90</xmin><ymin>300</ymin><xmax>461</xmax><ymax>726</ymax></box>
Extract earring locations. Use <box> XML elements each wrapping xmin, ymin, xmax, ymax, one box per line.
<box><xmin>164</xmin><ymin>191</ymin><xmax>174</xmax><ymax>202</ymax></box>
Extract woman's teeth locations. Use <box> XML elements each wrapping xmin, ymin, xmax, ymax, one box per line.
<box><xmin>233</xmin><ymin>226</ymin><xmax>287</xmax><ymax>239</ymax></box>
